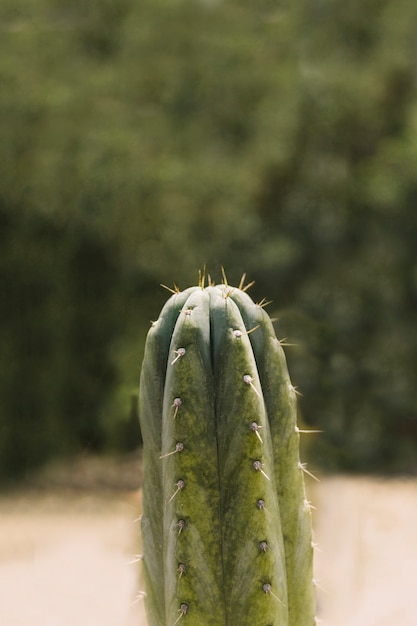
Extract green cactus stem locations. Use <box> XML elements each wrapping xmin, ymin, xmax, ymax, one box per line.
<box><xmin>138</xmin><ymin>277</ymin><xmax>316</xmax><ymax>626</ymax></box>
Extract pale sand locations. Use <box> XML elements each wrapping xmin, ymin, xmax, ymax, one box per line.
<box><xmin>1</xmin><ymin>476</ymin><xmax>416</xmax><ymax>625</ymax></box>
<box><xmin>0</xmin><ymin>491</ymin><xmax>145</xmax><ymax>626</ymax></box>
<box><xmin>313</xmin><ymin>475</ymin><xmax>417</xmax><ymax>626</ymax></box>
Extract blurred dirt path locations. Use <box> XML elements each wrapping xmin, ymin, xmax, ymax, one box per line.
<box><xmin>0</xmin><ymin>490</ymin><xmax>146</xmax><ymax>626</ymax></box>
<box><xmin>313</xmin><ymin>475</ymin><xmax>417</xmax><ymax>626</ymax></box>
<box><xmin>1</xmin><ymin>476</ymin><xmax>417</xmax><ymax>625</ymax></box>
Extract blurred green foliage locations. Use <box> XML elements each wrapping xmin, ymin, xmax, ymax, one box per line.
<box><xmin>1</xmin><ymin>0</ymin><xmax>417</xmax><ymax>480</ymax></box>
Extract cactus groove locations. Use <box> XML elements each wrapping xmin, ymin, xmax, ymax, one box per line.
<box><xmin>139</xmin><ymin>277</ymin><xmax>316</xmax><ymax>626</ymax></box>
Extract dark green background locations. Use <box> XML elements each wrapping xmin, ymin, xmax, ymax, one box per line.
<box><xmin>1</xmin><ymin>0</ymin><xmax>417</xmax><ymax>481</ymax></box>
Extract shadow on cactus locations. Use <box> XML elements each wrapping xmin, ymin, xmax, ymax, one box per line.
<box><xmin>138</xmin><ymin>272</ymin><xmax>317</xmax><ymax>626</ymax></box>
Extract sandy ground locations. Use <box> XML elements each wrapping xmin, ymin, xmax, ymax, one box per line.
<box><xmin>1</xmin><ymin>474</ymin><xmax>417</xmax><ymax>626</ymax></box>
<box><xmin>313</xmin><ymin>475</ymin><xmax>417</xmax><ymax>626</ymax></box>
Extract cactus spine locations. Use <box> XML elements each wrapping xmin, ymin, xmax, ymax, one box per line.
<box><xmin>139</xmin><ymin>278</ymin><xmax>316</xmax><ymax>626</ymax></box>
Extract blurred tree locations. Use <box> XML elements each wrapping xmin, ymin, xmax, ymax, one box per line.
<box><xmin>249</xmin><ymin>0</ymin><xmax>417</xmax><ymax>471</ymax></box>
<box><xmin>0</xmin><ymin>0</ymin><xmax>416</xmax><ymax>476</ymax></box>
<box><xmin>0</xmin><ymin>202</ymin><xmax>139</xmax><ymax>481</ymax></box>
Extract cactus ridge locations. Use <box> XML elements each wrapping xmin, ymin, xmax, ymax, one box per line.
<box><xmin>139</xmin><ymin>282</ymin><xmax>316</xmax><ymax>626</ymax></box>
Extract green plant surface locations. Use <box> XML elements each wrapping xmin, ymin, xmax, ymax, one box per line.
<box><xmin>139</xmin><ymin>279</ymin><xmax>315</xmax><ymax>625</ymax></box>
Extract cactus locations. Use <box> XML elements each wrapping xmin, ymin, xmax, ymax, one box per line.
<box><xmin>138</xmin><ymin>275</ymin><xmax>316</xmax><ymax>626</ymax></box>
